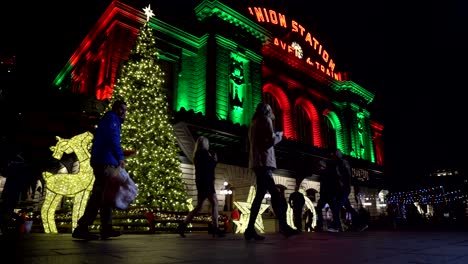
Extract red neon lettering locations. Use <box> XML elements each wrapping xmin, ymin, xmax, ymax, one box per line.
<box><xmin>315</xmin><ymin>62</ymin><xmax>321</xmax><ymax>70</ymax></box>
<box><xmin>334</xmin><ymin>72</ymin><xmax>341</xmax><ymax>81</ymax></box>
<box><xmin>322</xmin><ymin>50</ymin><xmax>328</xmax><ymax>63</ymax></box>
<box><xmin>280</xmin><ymin>40</ymin><xmax>287</xmax><ymax>50</ymax></box>
<box><xmin>263</xmin><ymin>8</ymin><xmax>270</xmax><ymax>22</ymax></box>
<box><xmin>305</xmin><ymin>33</ymin><xmax>313</xmax><ymax>46</ymax></box>
<box><xmin>274</xmin><ymin>38</ymin><xmax>288</xmax><ymax>50</ymax></box>
<box><xmin>291</xmin><ymin>20</ymin><xmax>298</xmax><ymax>32</ymax></box>
<box><xmin>248</xmin><ymin>6</ymin><xmax>339</xmax><ymax>76</ymax></box>
<box><xmin>312</xmin><ymin>38</ymin><xmax>319</xmax><ymax>50</ymax></box>
<box><xmin>298</xmin><ymin>24</ymin><xmax>305</xmax><ymax>36</ymax></box>
<box><xmin>269</xmin><ymin>10</ymin><xmax>278</xmax><ymax>24</ymax></box>
<box><xmin>328</xmin><ymin>60</ymin><xmax>335</xmax><ymax>71</ymax></box>
<box><xmin>274</xmin><ymin>38</ymin><xmax>279</xmax><ymax>45</ymax></box>
<box><xmin>278</xmin><ymin>13</ymin><xmax>287</xmax><ymax>28</ymax></box>
<box><xmin>253</xmin><ymin>7</ymin><xmax>265</xmax><ymax>22</ymax></box>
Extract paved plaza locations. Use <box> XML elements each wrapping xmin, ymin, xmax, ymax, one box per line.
<box><xmin>2</xmin><ymin>230</ymin><xmax>468</xmax><ymax>264</ymax></box>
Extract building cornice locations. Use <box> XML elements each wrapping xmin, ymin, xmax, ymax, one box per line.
<box><xmin>194</xmin><ymin>0</ymin><xmax>272</xmax><ymax>43</ymax></box>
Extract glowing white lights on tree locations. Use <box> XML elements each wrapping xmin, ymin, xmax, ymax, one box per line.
<box><xmin>41</xmin><ymin>132</ymin><xmax>94</xmax><ymax>234</ymax></box>
<box><xmin>109</xmin><ymin>4</ymin><xmax>189</xmax><ymax>212</ymax></box>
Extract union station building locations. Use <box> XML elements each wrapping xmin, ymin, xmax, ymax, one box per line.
<box><xmin>50</xmin><ymin>0</ymin><xmax>385</xmax><ymax>230</ymax></box>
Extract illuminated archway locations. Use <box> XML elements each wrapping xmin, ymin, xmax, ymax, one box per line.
<box><xmin>323</xmin><ymin>109</ymin><xmax>344</xmax><ymax>153</ymax></box>
<box><xmin>295</xmin><ymin>97</ymin><xmax>323</xmax><ymax>147</ymax></box>
<box><xmin>263</xmin><ymin>83</ymin><xmax>295</xmax><ymax>139</ymax></box>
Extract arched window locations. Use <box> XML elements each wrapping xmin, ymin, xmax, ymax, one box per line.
<box><xmin>264</xmin><ymin>93</ymin><xmax>283</xmax><ymax>132</ymax></box>
<box><xmin>323</xmin><ymin>116</ymin><xmax>336</xmax><ymax>153</ymax></box>
<box><xmin>295</xmin><ymin>105</ymin><xmax>313</xmax><ymax>145</ymax></box>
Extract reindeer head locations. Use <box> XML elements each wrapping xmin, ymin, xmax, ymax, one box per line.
<box><xmin>50</xmin><ymin>137</ymin><xmax>72</xmax><ymax>160</ymax></box>
<box><xmin>49</xmin><ymin>132</ymin><xmax>94</xmax><ymax>160</ymax></box>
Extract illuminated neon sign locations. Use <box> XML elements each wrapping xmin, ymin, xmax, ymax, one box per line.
<box><xmin>247</xmin><ymin>6</ymin><xmax>341</xmax><ymax>80</ymax></box>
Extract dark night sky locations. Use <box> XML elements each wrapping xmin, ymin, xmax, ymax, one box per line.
<box><xmin>1</xmin><ymin>1</ymin><xmax>467</xmax><ymax>188</ymax></box>
<box><xmin>282</xmin><ymin>1</ymin><xmax>468</xmax><ymax>187</ymax></box>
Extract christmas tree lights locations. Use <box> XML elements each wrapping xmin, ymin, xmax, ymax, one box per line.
<box><xmin>108</xmin><ymin>5</ymin><xmax>189</xmax><ymax>212</ymax></box>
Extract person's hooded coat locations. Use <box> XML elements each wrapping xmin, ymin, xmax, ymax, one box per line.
<box><xmin>248</xmin><ymin>115</ymin><xmax>282</xmax><ymax>169</ymax></box>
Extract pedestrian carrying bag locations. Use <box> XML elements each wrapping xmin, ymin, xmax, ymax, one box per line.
<box><xmin>114</xmin><ymin>168</ymin><xmax>138</xmax><ymax>210</ymax></box>
<box><xmin>103</xmin><ymin>167</ymin><xmax>138</xmax><ymax>210</ymax></box>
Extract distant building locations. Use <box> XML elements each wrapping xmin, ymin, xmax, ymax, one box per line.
<box><xmin>429</xmin><ymin>168</ymin><xmax>461</xmax><ymax>178</ymax></box>
<box><xmin>427</xmin><ymin>166</ymin><xmax>467</xmax><ymax>187</ymax></box>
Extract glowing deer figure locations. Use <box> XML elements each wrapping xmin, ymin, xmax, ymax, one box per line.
<box><xmin>41</xmin><ymin>131</ymin><xmax>94</xmax><ymax>234</ymax></box>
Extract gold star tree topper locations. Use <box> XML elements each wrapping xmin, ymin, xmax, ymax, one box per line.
<box><xmin>143</xmin><ymin>4</ymin><xmax>155</xmax><ymax>22</ymax></box>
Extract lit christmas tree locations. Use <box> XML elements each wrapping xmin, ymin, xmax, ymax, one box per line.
<box><xmin>107</xmin><ymin>5</ymin><xmax>189</xmax><ymax>212</ymax></box>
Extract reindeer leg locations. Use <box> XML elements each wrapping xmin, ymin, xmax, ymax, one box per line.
<box><xmin>72</xmin><ymin>191</ymin><xmax>90</xmax><ymax>231</ymax></box>
<box><xmin>41</xmin><ymin>189</ymin><xmax>62</xmax><ymax>234</ymax></box>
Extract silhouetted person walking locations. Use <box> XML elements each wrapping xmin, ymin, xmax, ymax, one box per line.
<box><xmin>289</xmin><ymin>185</ymin><xmax>305</xmax><ymax>231</ymax></box>
<box><xmin>332</xmin><ymin>149</ymin><xmax>368</xmax><ymax>232</ymax></box>
<box><xmin>177</xmin><ymin>136</ymin><xmax>224</xmax><ymax>238</ymax></box>
<box><xmin>315</xmin><ymin>159</ymin><xmax>342</xmax><ymax>232</ymax></box>
<box><xmin>245</xmin><ymin>102</ymin><xmax>299</xmax><ymax>240</ymax></box>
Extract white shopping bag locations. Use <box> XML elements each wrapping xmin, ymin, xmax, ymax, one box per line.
<box><xmin>114</xmin><ymin>168</ymin><xmax>138</xmax><ymax>210</ymax></box>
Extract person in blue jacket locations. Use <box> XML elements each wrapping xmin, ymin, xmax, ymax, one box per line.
<box><xmin>72</xmin><ymin>100</ymin><xmax>128</xmax><ymax>240</ymax></box>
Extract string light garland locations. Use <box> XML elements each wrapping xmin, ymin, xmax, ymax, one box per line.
<box><xmin>387</xmin><ymin>185</ymin><xmax>468</xmax><ymax>204</ymax></box>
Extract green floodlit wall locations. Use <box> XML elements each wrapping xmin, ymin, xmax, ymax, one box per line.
<box><xmin>329</xmin><ymin>80</ymin><xmax>376</xmax><ymax>163</ymax></box>
<box><xmin>215</xmin><ymin>41</ymin><xmax>249</xmax><ymax>125</ymax></box>
<box><xmin>192</xmin><ymin>0</ymin><xmax>270</xmax><ymax>125</ymax></box>
<box><xmin>325</xmin><ymin>111</ymin><xmax>345</xmax><ymax>153</ymax></box>
<box><xmin>215</xmin><ymin>35</ymin><xmax>263</xmax><ymax>126</ymax></box>
<box><xmin>350</xmin><ymin>104</ymin><xmax>375</xmax><ymax>162</ymax></box>
<box><xmin>331</xmin><ymin>81</ymin><xmax>374</xmax><ymax>104</ymax></box>
<box><xmin>52</xmin><ymin>62</ymin><xmax>73</xmax><ymax>91</ymax></box>
<box><xmin>214</xmin><ymin>40</ymin><xmax>231</xmax><ymax>121</ymax></box>
<box><xmin>146</xmin><ymin>15</ymin><xmax>211</xmax><ymax>115</ymax></box>
<box><xmin>176</xmin><ymin>47</ymin><xmax>208</xmax><ymax>114</ymax></box>
<box><xmin>333</xmin><ymin>102</ymin><xmax>351</xmax><ymax>155</ymax></box>
<box><xmin>228</xmin><ymin>53</ymin><xmax>248</xmax><ymax>125</ymax></box>
<box><xmin>332</xmin><ymin>102</ymin><xmax>375</xmax><ymax>163</ymax></box>
<box><xmin>348</xmin><ymin>103</ymin><xmax>375</xmax><ymax>163</ymax></box>
<box><xmin>349</xmin><ymin>103</ymin><xmax>361</xmax><ymax>158</ymax></box>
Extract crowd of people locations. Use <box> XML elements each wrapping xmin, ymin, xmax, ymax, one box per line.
<box><xmin>315</xmin><ymin>150</ymin><xmax>368</xmax><ymax>232</ymax></box>
<box><xmin>0</xmin><ymin>101</ymin><xmax>369</xmax><ymax>240</ymax></box>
